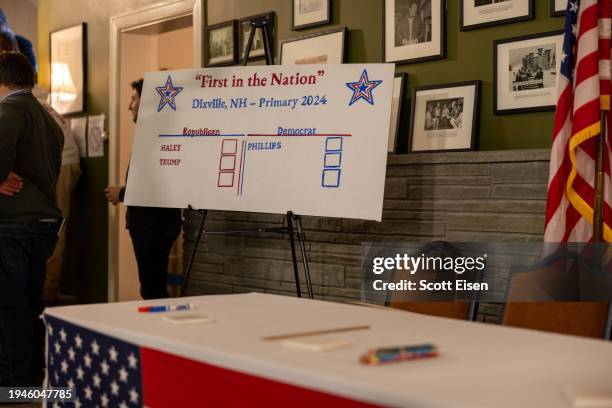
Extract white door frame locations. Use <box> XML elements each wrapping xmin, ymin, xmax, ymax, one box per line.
<box><xmin>108</xmin><ymin>0</ymin><xmax>205</xmax><ymax>302</ymax></box>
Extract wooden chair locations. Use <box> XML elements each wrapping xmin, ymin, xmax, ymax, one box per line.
<box><xmin>503</xmin><ymin>302</ymin><xmax>609</xmax><ymax>339</ymax></box>
<box><xmin>388</xmin><ymin>301</ymin><xmax>473</xmax><ymax>320</ymax></box>
<box><xmin>503</xmin><ymin>248</ymin><xmax>611</xmax><ymax>338</ymax></box>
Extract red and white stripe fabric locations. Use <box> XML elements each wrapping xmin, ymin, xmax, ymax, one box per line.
<box><xmin>545</xmin><ymin>0</ymin><xmax>612</xmax><ymax>243</ymax></box>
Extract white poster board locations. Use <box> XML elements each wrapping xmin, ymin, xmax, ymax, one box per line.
<box><xmin>124</xmin><ymin>64</ymin><xmax>394</xmax><ymax>221</ymax></box>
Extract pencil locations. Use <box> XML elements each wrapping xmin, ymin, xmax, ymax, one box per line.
<box><xmin>262</xmin><ymin>325</ymin><xmax>371</xmax><ymax>341</ymax></box>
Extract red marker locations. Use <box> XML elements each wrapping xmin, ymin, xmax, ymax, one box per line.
<box><xmin>138</xmin><ymin>303</ymin><xmax>193</xmax><ymax>313</ymax></box>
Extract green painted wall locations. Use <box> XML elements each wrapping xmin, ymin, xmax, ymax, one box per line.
<box><xmin>37</xmin><ymin>0</ymin><xmax>562</xmax><ymax>303</ymax></box>
<box><xmin>403</xmin><ymin>1</ymin><xmax>563</xmax><ymax>150</ymax></box>
<box><xmin>209</xmin><ymin>0</ymin><xmax>564</xmax><ymax>150</ymax></box>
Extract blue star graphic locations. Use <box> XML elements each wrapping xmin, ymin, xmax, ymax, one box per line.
<box><xmin>345</xmin><ymin>69</ymin><xmax>383</xmax><ymax>106</ymax></box>
<box><xmin>155</xmin><ymin>75</ymin><xmax>183</xmax><ymax>112</ymax></box>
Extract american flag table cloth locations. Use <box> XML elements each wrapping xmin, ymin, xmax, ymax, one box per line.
<box><xmin>45</xmin><ymin>293</ymin><xmax>612</xmax><ymax>407</ymax></box>
<box><xmin>46</xmin><ymin>316</ymin><xmax>142</xmax><ymax>408</ymax></box>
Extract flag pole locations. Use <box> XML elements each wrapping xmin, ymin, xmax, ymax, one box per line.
<box><xmin>593</xmin><ymin>109</ymin><xmax>610</xmax><ymax>340</ymax></box>
<box><xmin>594</xmin><ymin>107</ymin><xmax>611</xmax><ymax>340</ymax></box>
<box><xmin>593</xmin><ymin>110</ymin><xmax>607</xmax><ymax>242</ymax></box>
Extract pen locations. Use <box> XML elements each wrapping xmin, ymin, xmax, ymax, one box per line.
<box><xmin>138</xmin><ymin>303</ymin><xmax>193</xmax><ymax>313</ymax></box>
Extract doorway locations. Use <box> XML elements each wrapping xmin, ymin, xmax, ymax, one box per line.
<box><xmin>117</xmin><ymin>16</ymin><xmax>193</xmax><ymax>301</ymax></box>
<box><xmin>108</xmin><ymin>0</ymin><xmax>203</xmax><ymax>302</ymax></box>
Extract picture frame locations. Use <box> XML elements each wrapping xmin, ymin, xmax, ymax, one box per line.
<box><xmin>550</xmin><ymin>0</ymin><xmax>567</xmax><ymax>17</ymax></box>
<box><xmin>389</xmin><ymin>73</ymin><xmax>408</xmax><ymax>153</ymax></box>
<box><xmin>280</xmin><ymin>27</ymin><xmax>347</xmax><ymax>65</ymax></box>
<box><xmin>494</xmin><ymin>30</ymin><xmax>564</xmax><ymax>115</ymax></box>
<box><xmin>50</xmin><ymin>22</ymin><xmax>87</xmax><ymax>115</ymax></box>
<box><xmin>383</xmin><ymin>0</ymin><xmax>445</xmax><ymax>65</ymax></box>
<box><xmin>292</xmin><ymin>0</ymin><xmax>331</xmax><ymax>30</ymax></box>
<box><xmin>205</xmin><ymin>20</ymin><xmax>238</xmax><ymax>67</ymax></box>
<box><xmin>239</xmin><ymin>12</ymin><xmax>275</xmax><ymax>63</ymax></box>
<box><xmin>408</xmin><ymin>81</ymin><xmax>481</xmax><ymax>153</ymax></box>
<box><xmin>460</xmin><ymin>0</ymin><xmax>534</xmax><ymax>31</ymax></box>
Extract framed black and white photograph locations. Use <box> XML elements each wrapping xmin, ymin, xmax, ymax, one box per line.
<box><xmin>50</xmin><ymin>22</ymin><xmax>87</xmax><ymax>115</ymax></box>
<box><xmin>389</xmin><ymin>73</ymin><xmax>408</xmax><ymax>153</ymax></box>
<box><xmin>408</xmin><ymin>81</ymin><xmax>480</xmax><ymax>153</ymax></box>
<box><xmin>383</xmin><ymin>0</ymin><xmax>445</xmax><ymax>65</ymax></box>
<box><xmin>239</xmin><ymin>12</ymin><xmax>274</xmax><ymax>63</ymax></box>
<box><xmin>205</xmin><ymin>20</ymin><xmax>238</xmax><ymax>67</ymax></box>
<box><xmin>494</xmin><ymin>31</ymin><xmax>563</xmax><ymax>115</ymax></box>
<box><xmin>460</xmin><ymin>0</ymin><xmax>533</xmax><ymax>31</ymax></box>
<box><xmin>550</xmin><ymin>0</ymin><xmax>567</xmax><ymax>17</ymax></box>
<box><xmin>292</xmin><ymin>0</ymin><xmax>331</xmax><ymax>30</ymax></box>
<box><xmin>280</xmin><ymin>27</ymin><xmax>347</xmax><ymax>65</ymax></box>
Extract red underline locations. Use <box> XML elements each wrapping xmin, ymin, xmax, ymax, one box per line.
<box><xmin>247</xmin><ymin>134</ymin><xmax>352</xmax><ymax>137</ymax></box>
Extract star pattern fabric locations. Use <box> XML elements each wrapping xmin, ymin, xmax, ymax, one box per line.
<box><xmin>46</xmin><ymin>316</ymin><xmax>143</xmax><ymax>407</ymax></box>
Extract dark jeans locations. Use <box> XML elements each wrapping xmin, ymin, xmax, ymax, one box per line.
<box><xmin>129</xmin><ymin>223</ymin><xmax>181</xmax><ymax>300</ymax></box>
<box><xmin>0</xmin><ymin>221</ymin><xmax>59</xmax><ymax>387</ymax></box>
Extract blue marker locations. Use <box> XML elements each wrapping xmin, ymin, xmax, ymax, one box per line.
<box><xmin>138</xmin><ymin>303</ymin><xmax>193</xmax><ymax>313</ymax></box>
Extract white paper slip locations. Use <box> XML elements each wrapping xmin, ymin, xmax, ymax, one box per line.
<box><xmin>282</xmin><ymin>338</ymin><xmax>351</xmax><ymax>352</ymax></box>
<box><xmin>162</xmin><ymin>314</ymin><xmax>214</xmax><ymax>325</ymax></box>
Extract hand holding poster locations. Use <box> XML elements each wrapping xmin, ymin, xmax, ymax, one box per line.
<box><xmin>124</xmin><ymin>64</ymin><xmax>394</xmax><ymax>221</ymax></box>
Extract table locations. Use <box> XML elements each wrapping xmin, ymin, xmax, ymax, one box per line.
<box><xmin>44</xmin><ymin>293</ymin><xmax>612</xmax><ymax>407</ymax></box>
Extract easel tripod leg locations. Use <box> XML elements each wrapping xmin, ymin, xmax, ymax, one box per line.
<box><xmin>261</xmin><ymin>19</ymin><xmax>274</xmax><ymax>65</ymax></box>
<box><xmin>181</xmin><ymin>209</ymin><xmax>207</xmax><ymax>296</ymax></box>
<box><xmin>286</xmin><ymin>212</ymin><xmax>302</xmax><ymax>298</ymax></box>
<box><xmin>605</xmin><ymin>303</ymin><xmax>612</xmax><ymax>340</ymax></box>
<box><xmin>295</xmin><ymin>215</ymin><xmax>314</xmax><ymax>299</ymax></box>
<box><xmin>242</xmin><ymin>22</ymin><xmax>256</xmax><ymax>65</ymax></box>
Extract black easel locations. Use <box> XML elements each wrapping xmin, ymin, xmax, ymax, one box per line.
<box><xmin>181</xmin><ymin>16</ymin><xmax>314</xmax><ymax>299</ymax></box>
<box><xmin>242</xmin><ymin>14</ymin><xmax>274</xmax><ymax>66</ymax></box>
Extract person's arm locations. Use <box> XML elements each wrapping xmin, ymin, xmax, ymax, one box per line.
<box><xmin>104</xmin><ymin>185</ymin><xmax>125</xmax><ymax>205</ymax></box>
<box><xmin>0</xmin><ymin>172</ymin><xmax>23</xmax><ymax>196</ymax></box>
<box><xmin>0</xmin><ymin>104</ymin><xmax>24</xmax><ymax>181</ymax></box>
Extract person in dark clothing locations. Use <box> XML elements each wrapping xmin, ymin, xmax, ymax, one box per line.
<box><xmin>15</xmin><ymin>36</ymin><xmax>35</xmax><ymax>71</ymax></box>
<box><xmin>0</xmin><ymin>9</ymin><xmax>36</xmax><ymax>73</ymax></box>
<box><xmin>0</xmin><ymin>31</ymin><xmax>17</xmax><ymax>53</ymax></box>
<box><xmin>0</xmin><ymin>52</ymin><xmax>63</xmax><ymax>387</ymax></box>
<box><xmin>105</xmin><ymin>79</ymin><xmax>182</xmax><ymax>299</ymax></box>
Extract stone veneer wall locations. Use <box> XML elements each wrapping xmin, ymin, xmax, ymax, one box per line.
<box><xmin>183</xmin><ymin>149</ymin><xmax>550</xmax><ymax>321</ymax></box>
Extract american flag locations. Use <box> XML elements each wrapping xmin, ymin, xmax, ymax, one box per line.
<box><xmin>45</xmin><ymin>316</ymin><xmax>143</xmax><ymax>407</ymax></box>
<box><xmin>545</xmin><ymin>0</ymin><xmax>612</xmax><ymax>242</ymax></box>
